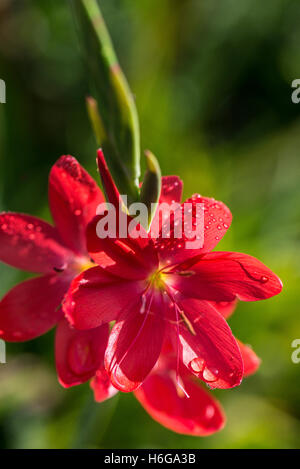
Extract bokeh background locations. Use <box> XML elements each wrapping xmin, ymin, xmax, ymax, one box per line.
<box><xmin>0</xmin><ymin>0</ymin><xmax>299</xmax><ymax>449</ymax></box>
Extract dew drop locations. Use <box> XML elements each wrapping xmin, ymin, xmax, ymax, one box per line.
<box><xmin>202</xmin><ymin>367</ymin><xmax>219</xmax><ymax>383</ymax></box>
<box><xmin>223</xmin><ymin>223</ymin><xmax>229</xmax><ymax>229</ymax></box>
<box><xmin>260</xmin><ymin>275</ymin><xmax>269</xmax><ymax>284</ymax></box>
<box><xmin>27</xmin><ymin>223</ymin><xmax>34</xmax><ymax>230</ymax></box>
<box><xmin>74</xmin><ymin>209</ymin><xmax>82</xmax><ymax>216</ymax></box>
<box><xmin>190</xmin><ymin>358</ymin><xmax>205</xmax><ymax>374</ymax></box>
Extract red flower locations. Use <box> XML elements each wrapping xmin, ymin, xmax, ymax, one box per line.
<box><xmin>60</xmin><ymin>287</ymin><xmax>260</xmax><ymax>436</ymax></box>
<box><xmin>64</xmin><ymin>150</ymin><xmax>282</xmax><ymax>394</ymax></box>
<box><xmin>0</xmin><ymin>155</ymin><xmax>109</xmax><ymax>387</ymax></box>
<box><xmin>90</xmin><ymin>315</ymin><xmax>261</xmax><ymax>436</ymax></box>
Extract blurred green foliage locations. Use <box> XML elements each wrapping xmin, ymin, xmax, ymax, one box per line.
<box><xmin>0</xmin><ymin>0</ymin><xmax>300</xmax><ymax>449</ymax></box>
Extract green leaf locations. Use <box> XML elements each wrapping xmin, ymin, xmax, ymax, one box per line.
<box><xmin>140</xmin><ymin>150</ymin><xmax>162</xmax><ymax>230</ymax></box>
<box><xmin>86</xmin><ymin>96</ymin><xmax>106</xmax><ymax>145</ymax></box>
<box><xmin>70</xmin><ymin>0</ymin><xmax>140</xmax><ymax>204</ymax></box>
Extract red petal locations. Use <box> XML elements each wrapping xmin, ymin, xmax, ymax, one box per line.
<box><xmin>150</xmin><ymin>176</ymin><xmax>183</xmax><ymax>236</ymax></box>
<box><xmin>105</xmin><ymin>298</ymin><xmax>165</xmax><ymax>392</ymax></box>
<box><xmin>64</xmin><ymin>266</ymin><xmax>145</xmax><ymax>330</ymax></box>
<box><xmin>49</xmin><ymin>155</ymin><xmax>105</xmax><ymax>255</ymax></box>
<box><xmin>237</xmin><ymin>339</ymin><xmax>261</xmax><ymax>377</ymax></box>
<box><xmin>87</xmin><ymin>215</ymin><xmax>158</xmax><ymax>280</ymax></box>
<box><xmin>90</xmin><ymin>367</ymin><xmax>118</xmax><ymax>403</ymax></box>
<box><xmin>97</xmin><ymin>149</ymin><xmax>122</xmax><ymax>209</ymax></box>
<box><xmin>160</xmin><ymin>176</ymin><xmax>183</xmax><ymax>205</ymax></box>
<box><xmin>0</xmin><ymin>275</ymin><xmax>68</xmax><ymax>342</ymax></box>
<box><xmin>176</xmin><ymin>299</ymin><xmax>243</xmax><ymax>389</ymax></box>
<box><xmin>0</xmin><ymin>213</ymin><xmax>71</xmax><ymax>274</ymax></box>
<box><xmin>55</xmin><ymin>318</ymin><xmax>109</xmax><ymax>388</ymax></box>
<box><xmin>170</xmin><ymin>251</ymin><xmax>282</xmax><ymax>302</ymax></box>
<box><xmin>210</xmin><ymin>299</ymin><xmax>238</xmax><ymax>319</ymax></box>
<box><xmin>135</xmin><ymin>369</ymin><xmax>225</xmax><ymax>436</ymax></box>
<box><xmin>155</xmin><ymin>195</ymin><xmax>232</xmax><ymax>265</ymax></box>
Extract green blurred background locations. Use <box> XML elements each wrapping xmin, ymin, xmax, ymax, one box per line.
<box><xmin>0</xmin><ymin>0</ymin><xmax>299</xmax><ymax>449</ymax></box>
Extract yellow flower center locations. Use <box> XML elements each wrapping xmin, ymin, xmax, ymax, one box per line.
<box><xmin>148</xmin><ymin>270</ymin><xmax>166</xmax><ymax>291</ymax></box>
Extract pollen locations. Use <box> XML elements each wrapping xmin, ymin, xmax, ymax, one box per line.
<box><xmin>148</xmin><ymin>270</ymin><xmax>166</xmax><ymax>291</ymax></box>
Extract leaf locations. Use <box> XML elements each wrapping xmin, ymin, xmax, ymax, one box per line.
<box><xmin>70</xmin><ymin>0</ymin><xmax>140</xmax><ymax>204</ymax></box>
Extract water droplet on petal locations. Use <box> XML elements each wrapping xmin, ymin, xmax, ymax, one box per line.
<box><xmin>190</xmin><ymin>358</ymin><xmax>205</xmax><ymax>374</ymax></box>
<box><xmin>202</xmin><ymin>367</ymin><xmax>218</xmax><ymax>383</ymax></box>
<box><xmin>260</xmin><ymin>276</ymin><xmax>269</xmax><ymax>283</ymax></box>
<box><xmin>74</xmin><ymin>209</ymin><xmax>82</xmax><ymax>216</ymax></box>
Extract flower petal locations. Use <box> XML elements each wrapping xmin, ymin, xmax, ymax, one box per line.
<box><xmin>55</xmin><ymin>318</ymin><xmax>109</xmax><ymax>388</ymax></box>
<box><xmin>160</xmin><ymin>176</ymin><xmax>183</xmax><ymax>205</ymax></box>
<box><xmin>97</xmin><ymin>149</ymin><xmax>123</xmax><ymax>210</ymax></box>
<box><xmin>0</xmin><ymin>274</ymin><xmax>68</xmax><ymax>342</ymax></box>
<box><xmin>90</xmin><ymin>368</ymin><xmax>119</xmax><ymax>403</ymax></box>
<box><xmin>135</xmin><ymin>369</ymin><xmax>225</xmax><ymax>436</ymax></box>
<box><xmin>0</xmin><ymin>213</ymin><xmax>71</xmax><ymax>274</ymax></box>
<box><xmin>176</xmin><ymin>299</ymin><xmax>243</xmax><ymax>389</ymax></box>
<box><xmin>87</xmin><ymin>215</ymin><xmax>158</xmax><ymax>280</ymax></box>
<box><xmin>210</xmin><ymin>299</ymin><xmax>238</xmax><ymax>319</ymax></box>
<box><xmin>156</xmin><ymin>195</ymin><xmax>232</xmax><ymax>265</ymax></box>
<box><xmin>170</xmin><ymin>252</ymin><xmax>283</xmax><ymax>302</ymax></box>
<box><xmin>237</xmin><ymin>339</ymin><xmax>261</xmax><ymax>377</ymax></box>
<box><xmin>64</xmin><ymin>266</ymin><xmax>145</xmax><ymax>330</ymax></box>
<box><xmin>150</xmin><ymin>176</ymin><xmax>183</xmax><ymax>236</ymax></box>
<box><xmin>105</xmin><ymin>297</ymin><xmax>165</xmax><ymax>392</ymax></box>
<box><xmin>49</xmin><ymin>155</ymin><xmax>105</xmax><ymax>255</ymax></box>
